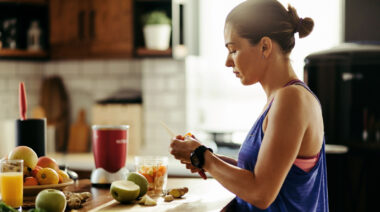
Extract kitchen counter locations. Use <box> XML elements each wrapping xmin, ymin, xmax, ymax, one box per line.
<box><xmin>60</xmin><ymin>178</ymin><xmax>234</xmax><ymax>211</ymax></box>
<box><xmin>47</xmin><ymin>153</ymin><xmax>205</xmax><ymax>177</ymax></box>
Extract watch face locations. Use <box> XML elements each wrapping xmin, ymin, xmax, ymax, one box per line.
<box><xmin>191</xmin><ymin>153</ymin><xmax>200</xmax><ymax>167</ymax></box>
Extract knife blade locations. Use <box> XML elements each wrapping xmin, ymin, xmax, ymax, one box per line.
<box><xmin>159</xmin><ymin>121</ymin><xmax>208</xmax><ymax>180</ymax></box>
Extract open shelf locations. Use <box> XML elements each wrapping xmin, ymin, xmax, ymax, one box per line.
<box><xmin>135</xmin><ymin>47</ymin><xmax>172</xmax><ymax>57</ymax></box>
<box><xmin>0</xmin><ymin>49</ymin><xmax>48</xmax><ymax>59</ymax></box>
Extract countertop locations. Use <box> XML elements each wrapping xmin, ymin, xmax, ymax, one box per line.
<box><xmin>35</xmin><ymin>178</ymin><xmax>235</xmax><ymax>212</ymax></box>
<box><xmin>47</xmin><ymin>153</ymin><xmax>205</xmax><ymax>177</ymax></box>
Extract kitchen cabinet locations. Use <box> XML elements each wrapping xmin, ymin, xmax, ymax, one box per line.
<box><xmin>0</xmin><ymin>0</ymin><xmax>49</xmax><ymax>60</ymax></box>
<box><xmin>49</xmin><ymin>0</ymin><xmax>133</xmax><ymax>59</ymax></box>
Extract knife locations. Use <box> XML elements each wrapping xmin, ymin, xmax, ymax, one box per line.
<box><xmin>19</xmin><ymin>82</ymin><xmax>27</xmax><ymax>120</ymax></box>
<box><xmin>159</xmin><ymin>121</ymin><xmax>208</xmax><ymax>180</ymax></box>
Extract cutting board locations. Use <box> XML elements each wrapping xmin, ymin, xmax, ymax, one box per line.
<box><xmin>67</xmin><ymin>109</ymin><xmax>90</xmax><ymax>153</ymax></box>
<box><xmin>88</xmin><ymin>178</ymin><xmax>235</xmax><ymax>212</ymax></box>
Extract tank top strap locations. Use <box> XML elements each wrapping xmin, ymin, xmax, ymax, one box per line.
<box><xmin>283</xmin><ymin>79</ymin><xmax>321</xmax><ymax>106</ymax></box>
<box><xmin>261</xmin><ymin>98</ymin><xmax>275</xmax><ymax>118</ymax></box>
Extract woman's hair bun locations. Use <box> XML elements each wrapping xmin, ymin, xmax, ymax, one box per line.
<box><xmin>287</xmin><ymin>4</ymin><xmax>314</xmax><ymax>38</ymax></box>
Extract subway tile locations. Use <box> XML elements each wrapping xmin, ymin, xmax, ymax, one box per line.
<box><xmin>57</xmin><ymin>61</ymin><xmax>81</xmax><ymax>76</ymax></box>
<box><xmin>16</xmin><ymin>62</ymin><xmax>42</xmax><ymax>77</ymax></box>
<box><xmin>106</xmin><ymin>60</ymin><xmax>132</xmax><ymax>75</ymax></box>
<box><xmin>82</xmin><ymin>60</ymin><xmax>106</xmax><ymax>76</ymax></box>
<box><xmin>0</xmin><ymin>78</ymin><xmax>7</xmax><ymax>91</ymax></box>
<box><xmin>42</xmin><ymin>62</ymin><xmax>58</xmax><ymax>74</ymax></box>
<box><xmin>0</xmin><ymin>62</ymin><xmax>16</xmax><ymax>77</ymax></box>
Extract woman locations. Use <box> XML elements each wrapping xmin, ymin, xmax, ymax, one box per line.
<box><xmin>170</xmin><ymin>0</ymin><xmax>328</xmax><ymax>211</ymax></box>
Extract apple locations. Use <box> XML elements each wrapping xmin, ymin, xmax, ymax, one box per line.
<box><xmin>126</xmin><ymin>172</ymin><xmax>148</xmax><ymax>197</ymax></box>
<box><xmin>8</xmin><ymin>146</ymin><xmax>38</xmax><ymax>170</ymax></box>
<box><xmin>36</xmin><ymin>189</ymin><xmax>67</xmax><ymax>212</ymax></box>
<box><xmin>32</xmin><ymin>165</ymin><xmax>43</xmax><ymax>178</ymax></box>
<box><xmin>110</xmin><ymin>180</ymin><xmax>140</xmax><ymax>203</ymax></box>
<box><xmin>37</xmin><ymin>156</ymin><xmax>59</xmax><ymax>171</ymax></box>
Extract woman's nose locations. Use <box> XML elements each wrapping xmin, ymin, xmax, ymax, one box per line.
<box><xmin>225</xmin><ymin>55</ymin><xmax>234</xmax><ymax>67</ymax></box>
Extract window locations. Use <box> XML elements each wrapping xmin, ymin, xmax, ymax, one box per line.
<box><xmin>190</xmin><ymin>0</ymin><xmax>343</xmax><ymax>144</ymax></box>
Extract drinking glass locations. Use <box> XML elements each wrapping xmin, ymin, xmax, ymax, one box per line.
<box><xmin>0</xmin><ymin>159</ymin><xmax>23</xmax><ymax>209</ymax></box>
<box><xmin>135</xmin><ymin>156</ymin><xmax>168</xmax><ymax>196</ymax></box>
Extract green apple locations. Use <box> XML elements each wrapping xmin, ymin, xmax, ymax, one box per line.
<box><xmin>126</xmin><ymin>172</ymin><xmax>148</xmax><ymax>197</ymax></box>
<box><xmin>110</xmin><ymin>180</ymin><xmax>140</xmax><ymax>203</ymax></box>
<box><xmin>36</xmin><ymin>189</ymin><xmax>67</xmax><ymax>212</ymax></box>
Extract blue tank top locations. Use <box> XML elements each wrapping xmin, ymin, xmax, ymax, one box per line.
<box><xmin>231</xmin><ymin>80</ymin><xmax>329</xmax><ymax>212</ymax></box>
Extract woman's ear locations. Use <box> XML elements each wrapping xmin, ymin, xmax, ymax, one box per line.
<box><xmin>260</xmin><ymin>37</ymin><xmax>272</xmax><ymax>59</ymax></box>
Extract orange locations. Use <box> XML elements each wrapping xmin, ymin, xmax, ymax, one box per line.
<box><xmin>36</xmin><ymin>168</ymin><xmax>59</xmax><ymax>185</ymax></box>
<box><xmin>24</xmin><ymin>176</ymin><xmax>39</xmax><ymax>186</ymax></box>
<box><xmin>57</xmin><ymin>170</ymin><xmax>71</xmax><ymax>183</ymax></box>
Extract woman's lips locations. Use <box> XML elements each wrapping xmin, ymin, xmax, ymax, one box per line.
<box><xmin>233</xmin><ymin>71</ymin><xmax>240</xmax><ymax>77</ymax></box>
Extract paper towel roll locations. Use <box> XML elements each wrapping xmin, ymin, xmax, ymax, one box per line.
<box><xmin>0</xmin><ymin>120</ymin><xmax>16</xmax><ymax>158</ymax></box>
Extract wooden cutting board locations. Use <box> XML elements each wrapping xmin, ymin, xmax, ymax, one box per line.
<box><xmin>87</xmin><ymin>178</ymin><xmax>235</xmax><ymax>212</ymax></box>
<box><xmin>67</xmin><ymin>109</ymin><xmax>90</xmax><ymax>153</ymax></box>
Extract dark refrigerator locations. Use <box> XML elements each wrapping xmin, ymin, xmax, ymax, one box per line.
<box><xmin>304</xmin><ymin>43</ymin><xmax>380</xmax><ymax>212</ymax></box>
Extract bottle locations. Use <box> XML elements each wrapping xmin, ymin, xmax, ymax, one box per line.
<box><xmin>27</xmin><ymin>20</ymin><xmax>41</xmax><ymax>51</ymax></box>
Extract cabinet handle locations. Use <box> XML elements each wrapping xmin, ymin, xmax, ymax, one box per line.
<box><xmin>78</xmin><ymin>11</ymin><xmax>85</xmax><ymax>40</ymax></box>
<box><xmin>89</xmin><ymin>10</ymin><xmax>96</xmax><ymax>40</ymax></box>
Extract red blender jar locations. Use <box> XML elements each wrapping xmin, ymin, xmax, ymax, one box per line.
<box><xmin>91</xmin><ymin>125</ymin><xmax>130</xmax><ymax>186</ymax></box>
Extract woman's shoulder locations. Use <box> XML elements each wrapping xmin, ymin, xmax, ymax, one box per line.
<box><xmin>271</xmin><ymin>84</ymin><xmax>319</xmax><ymax>116</ymax></box>
<box><xmin>276</xmin><ymin>85</ymin><xmax>308</xmax><ymax>105</ymax></box>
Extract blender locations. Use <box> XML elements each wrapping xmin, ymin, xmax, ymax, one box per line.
<box><xmin>90</xmin><ymin>125</ymin><xmax>130</xmax><ymax>186</ymax></box>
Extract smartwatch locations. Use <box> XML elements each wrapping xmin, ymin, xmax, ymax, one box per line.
<box><xmin>190</xmin><ymin>145</ymin><xmax>213</xmax><ymax>169</ymax></box>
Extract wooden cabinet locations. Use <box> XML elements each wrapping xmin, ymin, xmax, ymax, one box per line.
<box><xmin>88</xmin><ymin>0</ymin><xmax>133</xmax><ymax>57</ymax></box>
<box><xmin>49</xmin><ymin>0</ymin><xmax>87</xmax><ymax>59</ymax></box>
<box><xmin>49</xmin><ymin>0</ymin><xmax>133</xmax><ymax>59</ymax></box>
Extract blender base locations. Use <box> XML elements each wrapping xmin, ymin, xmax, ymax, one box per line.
<box><xmin>90</xmin><ymin>167</ymin><xmax>129</xmax><ymax>186</ymax></box>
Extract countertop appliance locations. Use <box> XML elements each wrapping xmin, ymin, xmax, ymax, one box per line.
<box><xmin>304</xmin><ymin>43</ymin><xmax>380</xmax><ymax>212</ymax></box>
<box><xmin>90</xmin><ymin>125</ymin><xmax>129</xmax><ymax>186</ymax></box>
<box><xmin>304</xmin><ymin>43</ymin><xmax>380</xmax><ymax>144</ymax></box>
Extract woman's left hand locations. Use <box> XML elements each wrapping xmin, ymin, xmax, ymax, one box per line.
<box><xmin>170</xmin><ymin>135</ymin><xmax>201</xmax><ymax>163</ymax></box>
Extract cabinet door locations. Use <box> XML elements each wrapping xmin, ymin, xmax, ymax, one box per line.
<box><xmin>49</xmin><ymin>0</ymin><xmax>89</xmax><ymax>59</ymax></box>
<box><xmin>87</xmin><ymin>0</ymin><xmax>133</xmax><ymax>58</ymax></box>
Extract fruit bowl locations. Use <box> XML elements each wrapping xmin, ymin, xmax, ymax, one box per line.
<box><xmin>24</xmin><ymin>180</ymin><xmax>74</xmax><ymax>196</ymax></box>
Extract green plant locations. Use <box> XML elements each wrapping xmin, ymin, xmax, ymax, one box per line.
<box><xmin>142</xmin><ymin>11</ymin><xmax>171</xmax><ymax>25</ymax></box>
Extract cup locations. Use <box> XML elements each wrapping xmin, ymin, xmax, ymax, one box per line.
<box><xmin>135</xmin><ymin>156</ymin><xmax>168</xmax><ymax>196</ymax></box>
<box><xmin>16</xmin><ymin>118</ymin><xmax>46</xmax><ymax>157</ymax></box>
<box><xmin>0</xmin><ymin>159</ymin><xmax>23</xmax><ymax>209</ymax></box>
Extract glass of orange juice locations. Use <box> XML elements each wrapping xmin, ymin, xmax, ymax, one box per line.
<box><xmin>135</xmin><ymin>156</ymin><xmax>168</xmax><ymax>197</ymax></box>
<box><xmin>0</xmin><ymin>159</ymin><xmax>23</xmax><ymax>209</ymax></box>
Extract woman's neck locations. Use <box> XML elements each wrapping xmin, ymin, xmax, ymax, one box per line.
<box><xmin>260</xmin><ymin>54</ymin><xmax>298</xmax><ymax>102</ymax></box>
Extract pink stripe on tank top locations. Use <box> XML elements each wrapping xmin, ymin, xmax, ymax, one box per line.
<box><xmin>294</xmin><ymin>153</ymin><xmax>320</xmax><ymax>172</ymax></box>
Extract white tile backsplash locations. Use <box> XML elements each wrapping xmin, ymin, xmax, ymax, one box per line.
<box><xmin>0</xmin><ymin>58</ymin><xmax>189</xmax><ymax>156</ymax></box>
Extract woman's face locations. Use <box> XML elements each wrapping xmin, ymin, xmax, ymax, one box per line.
<box><xmin>224</xmin><ymin>23</ymin><xmax>265</xmax><ymax>85</ymax></box>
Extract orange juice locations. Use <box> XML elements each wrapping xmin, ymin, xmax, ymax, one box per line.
<box><xmin>0</xmin><ymin>172</ymin><xmax>23</xmax><ymax>208</ymax></box>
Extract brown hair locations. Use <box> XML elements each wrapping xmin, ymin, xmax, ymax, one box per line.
<box><xmin>226</xmin><ymin>0</ymin><xmax>314</xmax><ymax>53</ymax></box>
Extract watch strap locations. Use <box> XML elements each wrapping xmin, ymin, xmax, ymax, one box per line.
<box><xmin>191</xmin><ymin>145</ymin><xmax>213</xmax><ymax>169</ymax></box>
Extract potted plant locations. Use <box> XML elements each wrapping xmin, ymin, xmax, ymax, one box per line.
<box><xmin>142</xmin><ymin>11</ymin><xmax>171</xmax><ymax>50</ymax></box>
